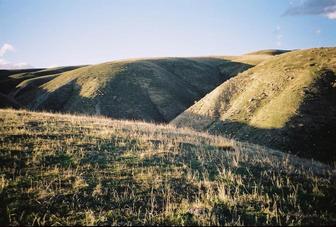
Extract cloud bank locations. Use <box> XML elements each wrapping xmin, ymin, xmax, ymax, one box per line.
<box><xmin>284</xmin><ymin>0</ymin><xmax>336</xmax><ymax>20</ymax></box>
<box><xmin>0</xmin><ymin>43</ymin><xmax>32</xmax><ymax>69</ymax></box>
<box><xmin>0</xmin><ymin>43</ymin><xmax>15</xmax><ymax>57</ymax></box>
<box><xmin>0</xmin><ymin>59</ymin><xmax>31</xmax><ymax>69</ymax></box>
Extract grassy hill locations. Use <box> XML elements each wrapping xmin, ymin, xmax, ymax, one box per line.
<box><xmin>12</xmin><ymin>57</ymin><xmax>259</xmax><ymax>122</ymax></box>
<box><xmin>0</xmin><ymin>66</ymin><xmax>85</xmax><ymax>95</ymax></box>
<box><xmin>0</xmin><ymin>68</ymin><xmax>44</xmax><ymax>79</ymax></box>
<box><xmin>0</xmin><ymin>109</ymin><xmax>335</xmax><ymax>225</ymax></box>
<box><xmin>172</xmin><ymin>48</ymin><xmax>336</xmax><ymax>163</ymax></box>
<box><xmin>0</xmin><ymin>68</ymin><xmax>44</xmax><ymax>94</ymax></box>
<box><xmin>246</xmin><ymin>49</ymin><xmax>291</xmax><ymax>56</ymax></box>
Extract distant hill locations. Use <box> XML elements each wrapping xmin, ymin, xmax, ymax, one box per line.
<box><xmin>246</xmin><ymin>49</ymin><xmax>291</xmax><ymax>56</ymax></box>
<box><xmin>0</xmin><ymin>109</ymin><xmax>334</xmax><ymax>225</ymax></box>
<box><xmin>0</xmin><ymin>68</ymin><xmax>44</xmax><ymax>94</ymax></box>
<box><xmin>0</xmin><ymin>66</ymin><xmax>85</xmax><ymax>95</ymax></box>
<box><xmin>172</xmin><ymin>48</ymin><xmax>336</xmax><ymax>163</ymax></box>
<box><xmin>11</xmin><ymin>57</ymin><xmax>267</xmax><ymax>122</ymax></box>
<box><xmin>0</xmin><ymin>68</ymin><xmax>44</xmax><ymax>79</ymax></box>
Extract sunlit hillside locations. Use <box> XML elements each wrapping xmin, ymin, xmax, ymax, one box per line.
<box><xmin>172</xmin><ymin>48</ymin><xmax>336</xmax><ymax>163</ymax></box>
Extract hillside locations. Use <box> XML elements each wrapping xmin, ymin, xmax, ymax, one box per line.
<box><xmin>0</xmin><ymin>68</ymin><xmax>44</xmax><ymax>94</ymax></box>
<box><xmin>0</xmin><ymin>66</ymin><xmax>85</xmax><ymax>95</ymax></box>
<box><xmin>172</xmin><ymin>48</ymin><xmax>336</xmax><ymax>163</ymax></box>
<box><xmin>0</xmin><ymin>92</ymin><xmax>20</xmax><ymax>108</ymax></box>
<box><xmin>246</xmin><ymin>49</ymin><xmax>291</xmax><ymax>56</ymax></box>
<box><xmin>0</xmin><ymin>109</ymin><xmax>335</xmax><ymax>225</ymax></box>
<box><xmin>12</xmin><ymin>57</ymin><xmax>259</xmax><ymax>122</ymax></box>
<box><xmin>0</xmin><ymin>68</ymin><xmax>44</xmax><ymax>79</ymax></box>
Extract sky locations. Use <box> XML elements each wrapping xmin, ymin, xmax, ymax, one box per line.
<box><xmin>0</xmin><ymin>0</ymin><xmax>335</xmax><ymax>69</ymax></box>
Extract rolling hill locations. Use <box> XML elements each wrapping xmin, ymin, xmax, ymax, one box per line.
<box><xmin>0</xmin><ymin>109</ymin><xmax>335</xmax><ymax>225</ymax></box>
<box><xmin>246</xmin><ymin>49</ymin><xmax>291</xmax><ymax>56</ymax></box>
<box><xmin>11</xmin><ymin>57</ymin><xmax>262</xmax><ymax>122</ymax></box>
<box><xmin>172</xmin><ymin>48</ymin><xmax>336</xmax><ymax>163</ymax></box>
<box><xmin>0</xmin><ymin>66</ymin><xmax>85</xmax><ymax>95</ymax></box>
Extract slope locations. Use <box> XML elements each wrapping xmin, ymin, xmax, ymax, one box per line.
<box><xmin>0</xmin><ymin>66</ymin><xmax>85</xmax><ymax>95</ymax></box>
<box><xmin>14</xmin><ymin>57</ymin><xmax>257</xmax><ymax>122</ymax></box>
<box><xmin>0</xmin><ymin>109</ymin><xmax>335</xmax><ymax>225</ymax></box>
<box><xmin>0</xmin><ymin>93</ymin><xmax>20</xmax><ymax>108</ymax></box>
<box><xmin>172</xmin><ymin>48</ymin><xmax>336</xmax><ymax>163</ymax></box>
<box><xmin>246</xmin><ymin>49</ymin><xmax>291</xmax><ymax>56</ymax></box>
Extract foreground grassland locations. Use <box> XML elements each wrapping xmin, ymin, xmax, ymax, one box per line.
<box><xmin>0</xmin><ymin>109</ymin><xmax>335</xmax><ymax>225</ymax></box>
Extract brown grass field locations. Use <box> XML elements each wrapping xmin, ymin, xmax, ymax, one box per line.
<box><xmin>0</xmin><ymin>108</ymin><xmax>335</xmax><ymax>225</ymax></box>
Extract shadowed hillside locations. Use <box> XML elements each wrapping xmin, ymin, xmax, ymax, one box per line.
<box><xmin>0</xmin><ymin>66</ymin><xmax>85</xmax><ymax>95</ymax></box>
<box><xmin>172</xmin><ymin>48</ymin><xmax>336</xmax><ymax>163</ymax></box>
<box><xmin>0</xmin><ymin>68</ymin><xmax>44</xmax><ymax>94</ymax></box>
<box><xmin>0</xmin><ymin>109</ymin><xmax>335</xmax><ymax>225</ymax></box>
<box><xmin>13</xmin><ymin>57</ymin><xmax>259</xmax><ymax>122</ymax></box>
<box><xmin>0</xmin><ymin>68</ymin><xmax>44</xmax><ymax>79</ymax></box>
<box><xmin>0</xmin><ymin>93</ymin><xmax>20</xmax><ymax>108</ymax></box>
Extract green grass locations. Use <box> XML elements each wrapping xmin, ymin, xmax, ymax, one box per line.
<box><xmin>0</xmin><ymin>109</ymin><xmax>335</xmax><ymax>225</ymax></box>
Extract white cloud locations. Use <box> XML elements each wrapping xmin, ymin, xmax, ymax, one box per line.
<box><xmin>326</xmin><ymin>10</ymin><xmax>336</xmax><ymax>19</ymax></box>
<box><xmin>0</xmin><ymin>59</ymin><xmax>8</xmax><ymax>65</ymax></box>
<box><xmin>0</xmin><ymin>58</ymin><xmax>31</xmax><ymax>69</ymax></box>
<box><xmin>0</xmin><ymin>43</ymin><xmax>32</xmax><ymax>69</ymax></box>
<box><xmin>0</xmin><ymin>43</ymin><xmax>15</xmax><ymax>57</ymax></box>
<box><xmin>14</xmin><ymin>62</ymin><xmax>31</xmax><ymax>68</ymax></box>
<box><xmin>284</xmin><ymin>0</ymin><xmax>336</xmax><ymax>20</ymax></box>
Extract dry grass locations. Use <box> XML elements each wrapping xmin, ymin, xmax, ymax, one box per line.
<box><xmin>172</xmin><ymin>47</ymin><xmax>336</xmax><ymax>163</ymax></box>
<box><xmin>11</xmin><ymin>57</ymin><xmax>258</xmax><ymax>123</ymax></box>
<box><xmin>0</xmin><ymin>108</ymin><xmax>335</xmax><ymax>225</ymax></box>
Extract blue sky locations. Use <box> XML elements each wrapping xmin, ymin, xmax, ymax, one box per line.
<box><xmin>0</xmin><ymin>0</ymin><xmax>335</xmax><ymax>68</ymax></box>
